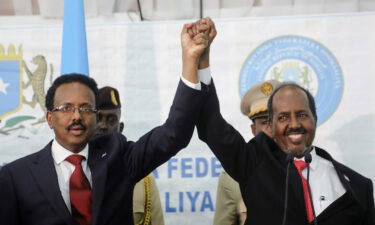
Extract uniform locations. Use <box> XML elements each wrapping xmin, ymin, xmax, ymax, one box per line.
<box><xmin>133</xmin><ymin>174</ymin><xmax>164</xmax><ymax>225</ymax></box>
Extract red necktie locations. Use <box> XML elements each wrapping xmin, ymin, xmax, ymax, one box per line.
<box><xmin>66</xmin><ymin>155</ymin><xmax>92</xmax><ymax>225</ymax></box>
<box><xmin>293</xmin><ymin>160</ymin><xmax>314</xmax><ymax>223</ymax></box>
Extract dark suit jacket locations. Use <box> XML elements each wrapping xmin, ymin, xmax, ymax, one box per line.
<box><xmin>0</xmin><ymin>81</ymin><xmax>209</xmax><ymax>225</ymax></box>
<box><xmin>197</xmin><ymin>82</ymin><xmax>375</xmax><ymax>225</ymax></box>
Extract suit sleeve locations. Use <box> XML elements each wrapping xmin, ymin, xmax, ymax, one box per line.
<box><xmin>125</xmin><ymin>80</ymin><xmax>209</xmax><ymax>180</ymax></box>
<box><xmin>196</xmin><ymin>81</ymin><xmax>258</xmax><ymax>182</ymax></box>
<box><xmin>363</xmin><ymin>179</ymin><xmax>375</xmax><ymax>225</ymax></box>
<box><xmin>0</xmin><ymin>166</ymin><xmax>20</xmax><ymax>225</ymax></box>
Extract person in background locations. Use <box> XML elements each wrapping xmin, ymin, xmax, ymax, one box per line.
<box><xmin>96</xmin><ymin>86</ymin><xmax>164</xmax><ymax>225</ymax></box>
<box><xmin>213</xmin><ymin>80</ymin><xmax>281</xmax><ymax>225</ymax></box>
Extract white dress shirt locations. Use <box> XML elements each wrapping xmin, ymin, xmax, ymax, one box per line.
<box><xmin>51</xmin><ymin>139</ymin><xmax>92</xmax><ymax>212</ymax></box>
<box><xmin>294</xmin><ymin>147</ymin><xmax>346</xmax><ymax>216</ymax></box>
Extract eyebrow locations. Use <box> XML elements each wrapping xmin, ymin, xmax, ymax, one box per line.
<box><xmin>296</xmin><ymin>109</ymin><xmax>309</xmax><ymax>114</ymax></box>
<box><xmin>276</xmin><ymin>109</ymin><xmax>309</xmax><ymax>115</ymax></box>
<box><xmin>57</xmin><ymin>102</ymin><xmax>94</xmax><ymax>106</ymax></box>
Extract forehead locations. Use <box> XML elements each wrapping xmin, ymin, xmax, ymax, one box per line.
<box><xmin>98</xmin><ymin>109</ymin><xmax>121</xmax><ymax>118</ymax></box>
<box><xmin>54</xmin><ymin>82</ymin><xmax>95</xmax><ymax>106</ymax></box>
<box><xmin>272</xmin><ymin>86</ymin><xmax>310</xmax><ymax>113</ymax></box>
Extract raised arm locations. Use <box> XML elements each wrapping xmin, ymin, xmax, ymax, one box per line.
<box><xmin>195</xmin><ymin>19</ymin><xmax>257</xmax><ymax>183</ymax></box>
<box><xmin>181</xmin><ymin>22</ymin><xmax>209</xmax><ymax>83</ymax></box>
<box><xmin>122</xmin><ymin>21</ymin><xmax>211</xmax><ymax>180</ymax></box>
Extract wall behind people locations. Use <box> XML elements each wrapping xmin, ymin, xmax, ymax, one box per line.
<box><xmin>1</xmin><ymin>12</ymin><xmax>375</xmax><ymax>224</ymax></box>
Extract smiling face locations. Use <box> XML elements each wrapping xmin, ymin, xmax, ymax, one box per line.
<box><xmin>46</xmin><ymin>82</ymin><xmax>97</xmax><ymax>153</ymax></box>
<box><xmin>270</xmin><ymin>86</ymin><xmax>316</xmax><ymax>155</ymax></box>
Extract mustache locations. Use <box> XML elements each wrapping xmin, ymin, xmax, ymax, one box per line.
<box><xmin>66</xmin><ymin>121</ymin><xmax>86</xmax><ymax>131</ymax></box>
<box><xmin>285</xmin><ymin>127</ymin><xmax>307</xmax><ymax>136</ymax></box>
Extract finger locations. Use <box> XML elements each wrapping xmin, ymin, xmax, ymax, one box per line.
<box><xmin>181</xmin><ymin>23</ymin><xmax>192</xmax><ymax>36</ymax></box>
<box><xmin>187</xmin><ymin>27</ymin><xmax>194</xmax><ymax>38</ymax></box>
<box><xmin>194</xmin><ymin>38</ymin><xmax>207</xmax><ymax>46</ymax></box>
<box><xmin>197</xmin><ymin>23</ymin><xmax>210</xmax><ymax>33</ymax></box>
<box><xmin>208</xmin><ymin>20</ymin><xmax>217</xmax><ymax>39</ymax></box>
<box><xmin>193</xmin><ymin>33</ymin><xmax>207</xmax><ymax>40</ymax></box>
<box><xmin>193</xmin><ymin>34</ymin><xmax>209</xmax><ymax>45</ymax></box>
<box><xmin>205</xmin><ymin>17</ymin><xmax>212</xmax><ymax>24</ymax></box>
<box><xmin>201</xmin><ymin>17</ymin><xmax>208</xmax><ymax>25</ymax></box>
<box><xmin>192</xmin><ymin>23</ymin><xmax>198</xmax><ymax>35</ymax></box>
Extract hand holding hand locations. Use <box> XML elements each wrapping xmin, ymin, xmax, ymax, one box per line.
<box><xmin>181</xmin><ymin>23</ymin><xmax>210</xmax><ymax>83</ymax></box>
<box><xmin>188</xmin><ymin>18</ymin><xmax>217</xmax><ymax>69</ymax></box>
<box><xmin>181</xmin><ymin>23</ymin><xmax>209</xmax><ymax>60</ymax></box>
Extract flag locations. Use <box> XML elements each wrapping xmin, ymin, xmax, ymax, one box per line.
<box><xmin>61</xmin><ymin>0</ymin><xmax>89</xmax><ymax>76</ymax></box>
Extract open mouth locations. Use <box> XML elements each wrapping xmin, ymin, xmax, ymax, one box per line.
<box><xmin>288</xmin><ymin>133</ymin><xmax>304</xmax><ymax>143</ymax></box>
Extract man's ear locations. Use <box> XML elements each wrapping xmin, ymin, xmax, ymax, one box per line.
<box><xmin>46</xmin><ymin>111</ymin><xmax>53</xmax><ymax>129</ymax></box>
<box><xmin>266</xmin><ymin>120</ymin><xmax>273</xmax><ymax>137</ymax></box>
<box><xmin>251</xmin><ymin>124</ymin><xmax>256</xmax><ymax>136</ymax></box>
<box><xmin>263</xmin><ymin>122</ymin><xmax>272</xmax><ymax>137</ymax></box>
<box><xmin>119</xmin><ymin>122</ymin><xmax>124</xmax><ymax>133</ymax></box>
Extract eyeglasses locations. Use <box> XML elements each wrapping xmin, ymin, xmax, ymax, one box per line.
<box><xmin>50</xmin><ymin>105</ymin><xmax>98</xmax><ymax>115</ymax></box>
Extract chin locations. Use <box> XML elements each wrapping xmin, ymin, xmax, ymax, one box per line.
<box><xmin>291</xmin><ymin>145</ymin><xmax>311</xmax><ymax>154</ymax></box>
<box><xmin>69</xmin><ymin>136</ymin><xmax>89</xmax><ymax>145</ymax></box>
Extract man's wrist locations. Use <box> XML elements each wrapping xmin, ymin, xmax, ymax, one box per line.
<box><xmin>198</xmin><ymin>48</ymin><xmax>210</xmax><ymax>69</ymax></box>
<box><xmin>182</xmin><ymin>54</ymin><xmax>199</xmax><ymax>83</ymax></box>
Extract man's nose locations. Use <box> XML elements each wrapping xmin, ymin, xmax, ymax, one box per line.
<box><xmin>97</xmin><ymin>121</ymin><xmax>108</xmax><ymax>130</ymax></box>
<box><xmin>290</xmin><ymin>114</ymin><xmax>301</xmax><ymax>128</ymax></box>
<box><xmin>71</xmin><ymin>108</ymin><xmax>82</xmax><ymax>120</ymax></box>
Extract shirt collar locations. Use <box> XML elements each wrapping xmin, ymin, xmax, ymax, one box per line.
<box><xmin>293</xmin><ymin>146</ymin><xmax>318</xmax><ymax>171</ymax></box>
<box><xmin>51</xmin><ymin>138</ymin><xmax>89</xmax><ymax>164</ymax></box>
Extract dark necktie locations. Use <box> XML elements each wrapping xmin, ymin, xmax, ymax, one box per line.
<box><xmin>293</xmin><ymin>160</ymin><xmax>314</xmax><ymax>223</ymax></box>
<box><xmin>66</xmin><ymin>154</ymin><xmax>92</xmax><ymax>225</ymax></box>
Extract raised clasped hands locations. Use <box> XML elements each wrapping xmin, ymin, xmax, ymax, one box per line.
<box><xmin>181</xmin><ymin>18</ymin><xmax>216</xmax><ymax>83</ymax></box>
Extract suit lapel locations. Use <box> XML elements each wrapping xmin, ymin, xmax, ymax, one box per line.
<box><xmin>29</xmin><ymin>143</ymin><xmax>76</xmax><ymax>225</ymax></box>
<box><xmin>88</xmin><ymin>144</ymin><xmax>108</xmax><ymax>225</ymax></box>
<box><xmin>316</xmin><ymin>148</ymin><xmax>353</xmax><ymax>195</ymax></box>
<box><xmin>314</xmin><ymin>148</ymin><xmax>359</xmax><ymax>221</ymax></box>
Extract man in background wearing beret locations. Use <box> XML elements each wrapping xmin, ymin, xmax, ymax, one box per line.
<box><xmin>96</xmin><ymin>86</ymin><xmax>164</xmax><ymax>225</ymax></box>
<box><xmin>213</xmin><ymin>80</ymin><xmax>281</xmax><ymax>225</ymax></box>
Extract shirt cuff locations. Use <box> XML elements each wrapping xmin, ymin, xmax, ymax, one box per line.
<box><xmin>198</xmin><ymin>67</ymin><xmax>212</xmax><ymax>85</ymax></box>
<box><xmin>181</xmin><ymin>75</ymin><xmax>202</xmax><ymax>90</ymax></box>
<box><xmin>180</xmin><ymin>67</ymin><xmax>212</xmax><ymax>90</ymax></box>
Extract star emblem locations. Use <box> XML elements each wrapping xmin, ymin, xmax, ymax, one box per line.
<box><xmin>0</xmin><ymin>78</ymin><xmax>10</xmax><ymax>95</ymax></box>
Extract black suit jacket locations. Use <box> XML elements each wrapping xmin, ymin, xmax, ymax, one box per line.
<box><xmin>197</xmin><ymin>82</ymin><xmax>375</xmax><ymax>225</ymax></box>
<box><xmin>0</xmin><ymin>81</ymin><xmax>209</xmax><ymax>225</ymax></box>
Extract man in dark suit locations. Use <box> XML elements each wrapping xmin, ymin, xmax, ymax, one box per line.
<box><xmin>0</xmin><ymin>21</ymin><xmax>211</xmax><ymax>225</ymax></box>
<box><xmin>193</xmin><ymin>19</ymin><xmax>375</xmax><ymax>225</ymax></box>
<box><xmin>213</xmin><ymin>79</ymin><xmax>281</xmax><ymax>225</ymax></box>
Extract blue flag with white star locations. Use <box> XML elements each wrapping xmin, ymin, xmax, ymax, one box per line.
<box><xmin>0</xmin><ymin>60</ymin><xmax>21</xmax><ymax>119</ymax></box>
